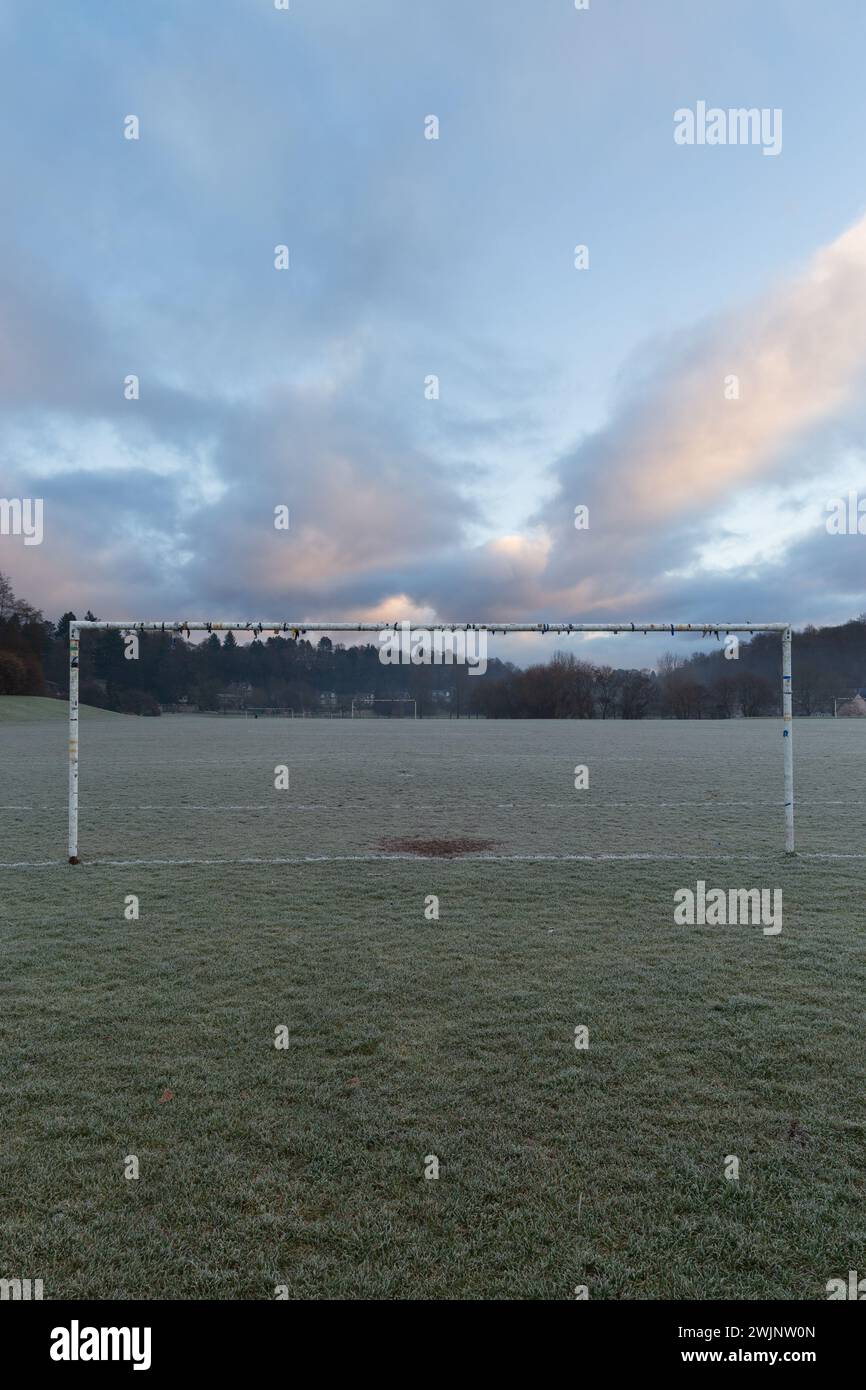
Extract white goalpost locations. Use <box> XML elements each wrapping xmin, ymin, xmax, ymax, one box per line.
<box><xmin>67</xmin><ymin>620</ymin><xmax>795</xmax><ymax>862</ymax></box>
<box><xmin>350</xmin><ymin>696</ymin><xmax>418</xmax><ymax>719</ymax></box>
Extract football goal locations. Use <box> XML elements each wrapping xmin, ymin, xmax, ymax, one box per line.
<box><xmin>66</xmin><ymin>620</ymin><xmax>795</xmax><ymax>862</ymax></box>
<box><xmin>350</xmin><ymin>697</ymin><xmax>418</xmax><ymax>718</ymax></box>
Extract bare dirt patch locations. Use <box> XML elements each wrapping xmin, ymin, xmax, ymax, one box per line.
<box><xmin>377</xmin><ymin>835</ymin><xmax>499</xmax><ymax>857</ymax></box>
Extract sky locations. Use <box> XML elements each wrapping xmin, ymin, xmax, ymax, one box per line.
<box><xmin>1</xmin><ymin>0</ymin><xmax>865</xmax><ymax>667</ymax></box>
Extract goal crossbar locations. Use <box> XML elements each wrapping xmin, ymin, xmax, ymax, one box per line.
<box><xmin>67</xmin><ymin>620</ymin><xmax>795</xmax><ymax>861</ymax></box>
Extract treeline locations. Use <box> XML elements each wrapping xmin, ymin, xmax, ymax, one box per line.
<box><xmin>0</xmin><ymin>573</ymin><xmax>509</xmax><ymax>715</ymax></box>
<box><xmin>0</xmin><ymin>572</ymin><xmax>55</xmax><ymax>697</ymax></box>
<box><xmin>471</xmin><ymin>653</ymin><xmax>656</xmax><ymax>719</ymax></box>
<box><xmin>64</xmin><ymin>626</ymin><xmax>501</xmax><ymax>717</ymax></box>
<box><xmin>0</xmin><ymin>571</ymin><xmax>864</xmax><ymax>717</ymax></box>
<box><xmin>471</xmin><ymin>621</ymin><xmax>866</xmax><ymax>718</ymax></box>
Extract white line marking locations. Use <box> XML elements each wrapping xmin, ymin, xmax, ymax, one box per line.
<box><xmin>2</xmin><ymin>852</ymin><xmax>866</xmax><ymax>870</ymax></box>
<box><xmin>0</xmin><ymin>799</ymin><xmax>861</xmax><ymax>812</ymax></box>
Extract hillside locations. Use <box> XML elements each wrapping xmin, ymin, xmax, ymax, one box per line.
<box><xmin>0</xmin><ymin>696</ymin><xmax>123</xmax><ymax>724</ymax></box>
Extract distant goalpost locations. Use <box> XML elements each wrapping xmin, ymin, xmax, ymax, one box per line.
<box><xmin>350</xmin><ymin>697</ymin><xmax>418</xmax><ymax>719</ymax></box>
<box><xmin>67</xmin><ymin>620</ymin><xmax>795</xmax><ymax>862</ymax></box>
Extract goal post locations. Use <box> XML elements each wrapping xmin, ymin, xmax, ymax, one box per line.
<box><xmin>66</xmin><ymin>619</ymin><xmax>795</xmax><ymax>862</ymax></box>
<box><xmin>351</xmin><ymin>697</ymin><xmax>418</xmax><ymax>718</ymax></box>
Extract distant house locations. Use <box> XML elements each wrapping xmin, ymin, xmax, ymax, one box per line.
<box><xmin>217</xmin><ymin>683</ymin><xmax>253</xmax><ymax>711</ymax></box>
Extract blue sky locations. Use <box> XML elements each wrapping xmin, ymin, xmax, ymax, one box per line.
<box><xmin>2</xmin><ymin>0</ymin><xmax>865</xmax><ymax>665</ymax></box>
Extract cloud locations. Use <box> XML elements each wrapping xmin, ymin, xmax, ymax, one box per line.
<box><xmin>6</xmin><ymin>208</ymin><xmax>866</xmax><ymax>644</ymax></box>
<box><xmin>532</xmin><ymin>209</ymin><xmax>866</xmax><ymax>619</ymax></box>
<box><xmin>3</xmin><ymin>5</ymin><xmax>866</xmax><ymax>656</ymax></box>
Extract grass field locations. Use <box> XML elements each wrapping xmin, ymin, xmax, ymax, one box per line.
<box><xmin>1</xmin><ymin>699</ymin><xmax>864</xmax><ymax>1299</ymax></box>
<box><xmin>0</xmin><ymin>695</ymin><xmax>122</xmax><ymax>724</ymax></box>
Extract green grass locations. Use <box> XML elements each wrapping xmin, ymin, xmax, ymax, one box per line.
<box><xmin>0</xmin><ymin>696</ymin><xmax>121</xmax><ymax>723</ymax></box>
<box><xmin>1</xmin><ymin>716</ymin><xmax>864</xmax><ymax>1299</ymax></box>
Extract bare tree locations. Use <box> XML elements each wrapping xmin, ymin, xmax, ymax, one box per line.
<box><xmin>593</xmin><ymin>664</ymin><xmax>617</xmax><ymax>718</ymax></box>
